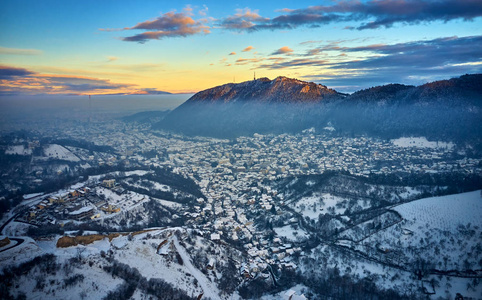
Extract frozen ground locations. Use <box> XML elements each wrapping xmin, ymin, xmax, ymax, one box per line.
<box><xmin>359</xmin><ymin>190</ymin><xmax>482</xmax><ymax>271</ymax></box>
<box><xmin>5</xmin><ymin>145</ymin><xmax>32</xmax><ymax>155</ymax></box>
<box><xmin>292</xmin><ymin>193</ymin><xmax>348</xmax><ymax>217</ymax></box>
<box><xmin>391</xmin><ymin>137</ymin><xmax>454</xmax><ymax>149</ymax></box>
<box><xmin>44</xmin><ymin>144</ymin><xmax>80</xmax><ymax>162</ymax></box>
<box><xmin>393</xmin><ymin>190</ymin><xmax>482</xmax><ymax>232</ymax></box>
<box><xmin>274</xmin><ymin>225</ymin><xmax>309</xmax><ymax>242</ymax></box>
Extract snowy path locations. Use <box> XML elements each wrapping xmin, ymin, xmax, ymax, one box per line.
<box><xmin>172</xmin><ymin>235</ymin><xmax>221</xmax><ymax>300</ymax></box>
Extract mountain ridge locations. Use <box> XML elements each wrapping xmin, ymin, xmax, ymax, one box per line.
<box><xmin>185</xmin><ymin>76</ymin><xmax>344</xmax><ymax>104</ymax></box>
<box><xmin>155</xmin><ymin>74</ymin><xmax>482</xmax><ymax>140</ymax></box>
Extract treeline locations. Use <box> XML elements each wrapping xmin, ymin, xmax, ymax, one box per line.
<box><xmin>103</xmin><ymin>260</ymin><xmax>194</xmax><ymax>300</ymax></box>
<box><xmin>144</xmin><ymin>167</ymin><xmax>204</xmax><ymax>199</ymax></box>
<box><xmin>122</xmin><ymin>166</ymin><xmax>204</xmax><ymax>204</ymax></box>
<box><xmin>0</xmin><ymin>194</ymin><xmax>23</xmax><ymax>220</ymax></box>
<box><xmin>0</xmin><ymin>254</ymin><xmax>60</xmax><ymax>299</ymax></box>
<box><xmin>143</xmin><ymin>198</ymin><xmax>184</xmax><ymax>228</ymax></box>
<box><xmin>50</xmin><ymin>138</ymin><xmax>116</xmax><ymax>153</ymax></box>
<box><xmin>239</xmin><ymin>266</ymin><xmax>419</xmax><ymax>299</ymax></box>
<box><xmin>124</xmin><ymin>183</ymin><xmax>194</xmax><ymax>205</ymax></box>
<box><xmin>362</xmin><ymin>172</ymin><xmax>482</xmax><ymax>194</ymax></box>
<box><xmin>278</xmin><ymin>171</ymin><xmax>482</xmax><ymax>202</ymax></box>
<box><xmin>275</xmin><ymin>170</ymin><xmax>350</xmax><ymax>197</ymax></box>
<box><xmin>25</xmin><ymin>221</ymin><xmax>136</xmax><ymax>238</ymax></box>
<box><xmin>156</xmin><ymin>97</ymin><xmax>482</xmax><ymax>145</ymax></box>
<box><xmin>0</xmin><ymin>152</ymin><xmax>30</xmax><ymax>169</ymax></box>
<box><xmin>303</xmin><ymin>268</ymin><xmax>420</xmax><ymax>300</ymax></box>
<box><xmin>238</xmin><ymin>267</ymin><xmax>300</xmax><ymax>299</ymax></box>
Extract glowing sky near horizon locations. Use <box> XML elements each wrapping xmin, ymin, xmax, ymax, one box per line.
<box><xmin>1</xmin><ymin>0</ymin><xmax>481</xmax><ymax>95</ymax></box>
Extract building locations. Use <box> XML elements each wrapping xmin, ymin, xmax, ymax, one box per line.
<box><xmin>68</xmin><ymin>206</ymin><xmax>95</xmax><ymax>221</ymax></box>
<box><xmin>102</xmin><ymin>179</ymin><xmax>116</xmax><ymax>188</ymax></box>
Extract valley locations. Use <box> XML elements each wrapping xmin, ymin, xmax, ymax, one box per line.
<box><xmin>1</xmin><ymin>115</ymin><xmax>480</xmax><ymax>299</ymax></box>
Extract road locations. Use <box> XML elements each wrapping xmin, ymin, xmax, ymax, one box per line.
<box><xmin>0</xmin><ymin>213</ymin><xmax>19</xmax><ymax>235</ymax></box>
<box><xmin>0</xmin><ymin>237</ymin><xmax>24</xmax><ymax>253</ymax></box>
<box><xmin>172</xmin><ymin>235</ymin><xmax>221</xmax><ymax>300</ymax></box>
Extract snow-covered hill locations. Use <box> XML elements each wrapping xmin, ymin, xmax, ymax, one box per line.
<box><xmin>44</xmin><ymin>144</ymin><xmax>80</xmax><ymax>162</ymax></box>
<box><xmin>354</xmin><ymin>191</ymin><xmax>482</xmax><ymax>271</ymax></box>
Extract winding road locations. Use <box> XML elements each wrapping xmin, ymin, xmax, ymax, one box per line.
<box><xmin>172</xmin><ymin>235</ymin><xmax>221</xmax><ymax>300</ymax></box>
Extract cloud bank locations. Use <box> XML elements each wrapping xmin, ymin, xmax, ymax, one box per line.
<box><xmin>0</xmin><ymin>65</ymin><xmax>169</xmax><ymax>95</ymax></box>
<box><xmin>219</xmin><ymin>0</ymin><xmax>482</xmax><ymax>31</ymax></box>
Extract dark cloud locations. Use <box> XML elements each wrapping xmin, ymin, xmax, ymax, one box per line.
<box><xmin>0</xmin><ymin>65</ymin><xmax>35</xmax><ymax>79</ymax></box>
<box><xmin>133</xmin><ymin>88</ymin><xmax>171</xmax><ymax>95</ymax></box>
<box><xmin>259</xmin><ymin>58</ymin><xmax>328</xmax><ymax>69</ymax></box>
<box><xmin>305</xmin><ymin>48</ymin><xmax>322</xmax><ymax>56</ymax></box>
<box><xmin>240</xmin><ymin>34</ymin><xmax>481</xmax><ymax>92</ymax></box>
<box><xmin>218</xmin><ymin>8</ymin><xmax>269</xmax><ymax>30</ymax></box>
<box><xmin>220</xmin><ymin>0</ymin><xmax>482</xmax><ymax>32</ymax></box>
<box><xmin>328</xmin><ymin>35</ymin><xmax>482</xmax><ymax>70</ymax></box>
<box><xmin>235</xmin><ymin>58</ymin><xmax>263</xmax><ymax>66</ymax></box>
<box><xmin>262</xmin><ymin>36</ymin><xmax>482</xmax><ymax>92</ymax></box>
<box><xmin>44</xmin><ymin>76</ymin><xmax>132</xmax><ymax>92</ymax></box>
<box><xmin>302</xmin><ymin>62</ymin><xmax>482</xmax><ymax>93</ymax></box>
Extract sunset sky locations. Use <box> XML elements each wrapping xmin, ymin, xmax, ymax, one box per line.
<box><xmin>1</xmin><ymin>0</ymin><xmax>481</xmax><ymax>95</ymax></box>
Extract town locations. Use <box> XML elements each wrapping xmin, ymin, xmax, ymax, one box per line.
<box><xmin>1</xmin><ymin>118</ymin><xmax>481</xmax><ymax>300</ymax></box>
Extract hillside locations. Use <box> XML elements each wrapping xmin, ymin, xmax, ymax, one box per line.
<box><xmin>154</xmin><ymin>74</ymin><xmax>482</xmax><ymax>141</ymax></box>
<box><xmin>185</xmin><ymin>76</ymin><xmax>343</xmax><ymax>104</ymax></box>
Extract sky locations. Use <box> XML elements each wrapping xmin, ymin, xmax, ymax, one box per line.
<box><xmin>0</xmin><ymin>0</ymin><xmax>481</xmax><ymax>95</ymax></box>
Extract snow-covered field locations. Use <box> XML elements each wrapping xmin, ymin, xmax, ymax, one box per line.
<box><xmin>125</xmin><ymin>179</ymin><xmax>171</xmax><ymax>193</ymax></box>
<box><xmin>155</xmin><ymin>198</ymin><xmax>183</xmax><ymax>209</ymax></box>
<box><xmin>358</xmin><ymin>190</ymin><xmax>482</xmax><ymax>272</ymax></box>
<box><xmin>87</xmin><ymin>170</ymin><xmax>152</xmax><ymax>183</ymax></box>
<box><xmin>292</xmin><ymin>193</ymin><xmax>348</xmax><ymax>217</ymax></box>
<box><xmin>5</xmin><ymin>145</ymin><xmax>32</xmax><ymax>155</ymax></box>
<box><xmin>44</xmin><ymin>144</ymin><xmax>80</xmax><ymax>162</ymax></box>
<box><xmin>391</xmin><ymin>137</ymin><xmax>454</xmax><ymax>149</ymax></box>
<box><xmin>274</xmin><ymin>225</ymin><xmax>309</xmax><ymax>242</ymax></box>
<box><xmin>96</xmin><ymin>187</ymin><xmax>147</xmax><ymax>209</ymax></box>
<box><xmin>393</xmin><ymin>190</ymin><xmax>482</xmax><ymax>232</ymax></box>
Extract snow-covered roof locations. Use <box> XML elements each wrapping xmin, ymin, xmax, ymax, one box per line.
<box><xmin>68</xmin><ymin>206</ymin><xmax>94</xmax><ymax>215</ymax></box>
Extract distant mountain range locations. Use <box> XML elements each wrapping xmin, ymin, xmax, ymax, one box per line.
<box><xmin>155</xmin><ymin>74</ymin><xmax>482</xmax><ymax>141</ymax></box>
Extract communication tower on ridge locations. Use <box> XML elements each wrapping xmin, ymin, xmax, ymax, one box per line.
<box><xmin>254</xmin><ymin>72</ymin><xmax>256</xmax><ymax>80</ymax></box>
<box><xmin>88</xmin><ymin>95</ymin><xmax>92</xmax><ymax>127</ymax></box>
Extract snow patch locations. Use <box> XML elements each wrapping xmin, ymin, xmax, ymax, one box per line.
<box><xmin>391</xmin><ymin>137</ymin><xmax>454</xmax><ymax>149</ymax></box>
<box><xmin>44</xmin><ymin>144</ymin><xmax>80</xmax><ymax>162</ymax></box>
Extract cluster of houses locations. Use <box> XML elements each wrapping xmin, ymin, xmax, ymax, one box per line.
<box><xmin>20</xmin><ymin>180</ymin><xmax>124</xmax><ymax>226</ymax></box>
<box><xmin>43</xmin><ymin>120</ymin><xmax>480</xmax><ymax>186</ymax></box>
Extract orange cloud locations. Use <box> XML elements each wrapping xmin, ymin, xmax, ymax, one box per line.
<box><xmin>242</xmin><ymin>46</ymin><xmax>254</xmax><ymax>52</ymax></box>
<box><xmin>235</xmin><ymin>57</ymin><xmax>263</xmax><ymax>65</ymax></box>
<box><xmin>229</xmin><ymin>52</ymin><xmax>236</xmax><ymax>55</ymax></box>
<box><xmin>101</xmin><ymin>8</ymin><xmax>211</xmax><ymax>43</ymax></box>
<box><xmin>272</xmin><ymin>46</ymin><xmax>294</xmax><ymax>55</ymax></box>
